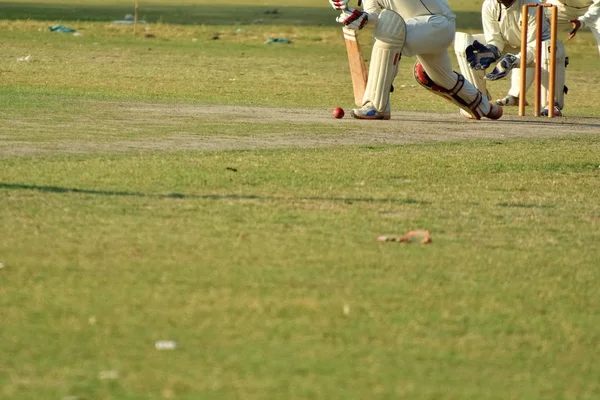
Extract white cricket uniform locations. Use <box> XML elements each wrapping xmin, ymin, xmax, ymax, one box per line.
<box><xmin>544</xmin><ymin>0</ymin><xmax>600</xmax><ymax>54</ymax></box>
<box><xmin>362</xmin><ymin>0</ymin><xmax>494</xmax><ymax>116</ymax></box>
<box><xmin>473</xmin><ymin>0</ymin><xmax>566</xmax><ymax>107</ymax></box>
<box><xmin>482</xmin><ymin>0</ymin><xmax>551</xmax><ymax>63</ymax></box>
<box><xmin>363</xmin><ymin>0</ymin><xmax>456</xmax><ymax>57</ymax></box>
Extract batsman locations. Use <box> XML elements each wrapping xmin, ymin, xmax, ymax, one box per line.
<box><xmin>329</xmin><ymin>0</ymin><xmax>503</xmax><ymax>120</ymax></box>
<box><xmin>454</xmin><ymin>0</ymin><xmax>567</xmax><ymax>116</ymax></box>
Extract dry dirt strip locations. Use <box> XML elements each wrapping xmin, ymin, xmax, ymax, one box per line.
<box><xmin>2</xmin><ymin>104</ymin><xmax>600</xmax><ymax>155</ymax></box>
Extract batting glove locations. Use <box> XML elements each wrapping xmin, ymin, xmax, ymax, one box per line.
<box><xmin>336</xmin><ymin>8</ymin><xmax>369</xmax><ymax>30</ymax></box>
<box><xmin>466</xmin><ymin>41</ymin><xmax>501</xmax><ymax>70</ymax></box>
<box><xmin>329</xmin><ymin>0</ymin><xmax>349</xmax><ymax>10</ymax></box>
<box><xmin>485</xmin><ymin>54</ymin><xmax>519</xmax><ymax>81</ymax></box>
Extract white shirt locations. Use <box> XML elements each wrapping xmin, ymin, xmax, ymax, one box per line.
<box><xmin>482</xmin><ymin>0</ymin><xmax>551</xmax><ymax>63</ymax></box>
<box><xmin>552</xmin><ymin>0</ymin><xmax>600</xmax><ymax>28</ymax></box>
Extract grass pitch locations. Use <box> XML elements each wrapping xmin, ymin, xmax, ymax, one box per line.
<box><xmin>1</xmin><ymin>1</ymin><xmax>600</xmax><ymax>399</ymax></box>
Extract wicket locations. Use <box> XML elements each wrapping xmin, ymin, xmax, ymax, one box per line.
<box><xmin>519</xmin><ymin>3</ymin><xmax>558</xmax><ymax>118</ymax></box>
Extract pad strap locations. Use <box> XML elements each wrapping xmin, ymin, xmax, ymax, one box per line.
<box><xmin>413</xmin><ymin>62</ymin><xmax>486</xmax><ymax>119</ymax></box>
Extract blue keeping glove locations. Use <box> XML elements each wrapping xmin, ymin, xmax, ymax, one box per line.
<box><xmin>485</xmin><ymin>54</ymin><xmax>519</xmax><ymax>81</ymax></box>
<box><xmin>466</xmin><ymin>41</ymin><xmax>501</xmax><ymax>70</ymax></box>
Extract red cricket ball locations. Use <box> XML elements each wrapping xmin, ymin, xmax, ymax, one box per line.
<box><xmin>333</xmin><ymin>107</ymin><xmax>345</xmax><ymax>119</ymax></box>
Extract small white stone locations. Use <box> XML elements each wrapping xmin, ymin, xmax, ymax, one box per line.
<box><xmin>155</xmin><ymin>340</ymin><xmax>177</xmax><ymax>350</ymax></box>
<box><xmin>99</xmin><ymin>370</ymin><xmax>119</xmax><ymax>380</ymax></box>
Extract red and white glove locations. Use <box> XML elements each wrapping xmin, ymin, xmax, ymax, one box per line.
<box><xmin>336</xmin><ymin>8</ymin><xmax>369</xmax><ymax>30</ymax></box>
<box><xmin>329</xmin><ymin>0</ymin><xmax>349</xmax><ymax>10</ymax></box>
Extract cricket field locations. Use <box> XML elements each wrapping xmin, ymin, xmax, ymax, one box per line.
<box><xmin>1</xmin><ymin>1</ymin><xmax>599</xmax><ymax>399</ymax></box>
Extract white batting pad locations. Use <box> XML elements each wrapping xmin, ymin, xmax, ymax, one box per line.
<box><xmin>541</xmin><ymin>40</ymin><xmax>566</xmax><ymax>110</ymax></box>
<box><xmin>363</xmin><ymin>10</ymin><xmax>406</xmax><ymax>112</ymax></box>
<box><xmin>454</xmin><ymin>32</ymin><xmax>490</xmax><ymax>100</ymax></box>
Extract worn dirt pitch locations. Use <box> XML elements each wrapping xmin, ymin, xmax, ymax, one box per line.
<box><xmin>3</xmin><ymin>102</ymin><xmax>600</xmax><ymax>155</ymax></box>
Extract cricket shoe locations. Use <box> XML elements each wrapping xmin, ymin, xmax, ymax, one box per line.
<box><xmin>351</xmin><ymin>101</ymin><xmax>391</xmax><ymax>120</ymax></box>
<box><xmin>459</xmin><ymin>102</ymin><xmax>502</xmax><ymax>120</ymax></box>
<box><xmin>485</xmin><ymin>103</ymin><xmax>503</xmax><ymax>120</ymax></box>
<box><xmin>541</xmin><ymin>104</ymin><xmax>563</xmax><ymax>117</ymax></box>
<box><xmin>496</xmin><ymin>95</ymin><xmax>528</xmax><ymax>107</ymax></box>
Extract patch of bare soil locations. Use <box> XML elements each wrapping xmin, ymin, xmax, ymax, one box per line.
<box><xmin>99</xmin><ymin>103</ymin><xmax>600</xmax><ymax>149</ymax></box>
<box><xmin>3</xmin><ymin>102</ymin><xmax>600</xmax><ymax>156</ymax></box>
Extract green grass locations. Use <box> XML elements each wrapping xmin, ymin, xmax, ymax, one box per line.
<box><xmin>1</xmin><ymin>1</ymin><xmax>599</xmax><ymax>114</ymax></box>
<box><xmin>2</xmin><ymin>1</ymin><xmax>600</xmax><ymax>399</ymax></box>
<box><xmin>2</xmin><ymin>141</ymin><xmax>600</xmax><ymax>399</ymax></box>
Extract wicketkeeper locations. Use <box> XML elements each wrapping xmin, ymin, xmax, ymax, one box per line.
<box><xmin>454</xmin><ymin>0</ymin><xmax>567</xmax><ymax>116</ymax></box>
<box><xmin>329</xmin><ymin>0</ymin><xmax>503</xmax><ymax>120</ymax></box>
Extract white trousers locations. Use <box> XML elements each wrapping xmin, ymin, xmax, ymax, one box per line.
<box><xmin>403</xmin><ymin>14</ymin><xmax>462</xmax><ymax>90</ymax></box>
<box><xmin>404</xmin><ymin>14</ymin><xmax>488</xmax><ymax>112</ymax></box>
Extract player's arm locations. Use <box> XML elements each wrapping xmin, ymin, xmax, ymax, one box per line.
<box><xmin>466</xmin><ymin>0</ymin><xmax>504</xmax><ymax>70</ymax></box>
<box><xmin>481</xmin><ymin>0</ymin><xmax>506</xmax><ymax>52</ymax></box>
<box><xmin>570</xmin><ymin>0</ymin><xmax>600</xmax><ymax>39</ymax></box>
<box><xmin>519</xmin><ymin>6</ymin><xmax>542</xmax><ymax>64</ymax></box>
<box><xmin>488</xmin><ymin>5</ymin><xmax>540</xmax><ymax>80</ymax></box>
<box><xmin>483</xmin><ymin>2</ymin><xmax>524</xmax><ymax>81</ymax></box>
<box><xmin>580</xmin><ymin>0</ymin><xmax>600</xmax><ymax>28</ymax></box>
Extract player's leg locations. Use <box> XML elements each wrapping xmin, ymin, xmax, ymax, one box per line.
<box><xmin>499</xmin><ymin>67</ymin><xmax>534</xmax><ymax>106</ymax></box>
<box><xmin>453</xmin><ymin>32</ymin><xmax>491</xmax><ymax>100</ymax></box>
<box><xmin>541</xmin><ymin>39</ymin><xmax>567</xmax><ymax>116</ymax></box>
<box><xmin>414</xmin><ymin>51</ymin><xmax>502</xmax><ymax>120</ymax></box>
<box><xmin>403</xmin><ymin>15</ymin><xmax>500</xmax><ymax>119</ymax></box>
<box><xmin>351</xmin><ymin>9</ymin><xmax>406</xmax><ymax>120</ymax></box>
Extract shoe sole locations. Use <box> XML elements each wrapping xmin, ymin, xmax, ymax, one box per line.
<box><xmin>350</xmin><ymin>111</ymin><xmax>391</xmax><ymax>120</ymax></box>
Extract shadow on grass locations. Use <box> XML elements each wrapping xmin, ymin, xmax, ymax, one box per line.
<box><xmin>0</xmin><ymin>183</ymin><xmax>429</xmax><ymax>205</ymax></box>
<box><xmin>1</xmin><ymin>2</ymin><xmax>483</xmax><ymax>30</ymax></box>
<box><xmin>497</xmin><ymin>202</ymin><xmax>555</xmax><ymax>209</ymax></box>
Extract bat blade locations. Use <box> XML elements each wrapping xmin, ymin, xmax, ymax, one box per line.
<box><xmin>343</xmin><ymin>27</ymin><xmax>368</xmax><ymax>107</ymax></box>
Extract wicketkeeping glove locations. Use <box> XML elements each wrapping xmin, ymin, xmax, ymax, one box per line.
<box><xmin>466</xmin><ymin>41</ymin><xmax>501</xmax><ymax>70</ymax></box>
<box><xmin>329</xmin><ymin>0</ymin><xmax>349</xmax><ymax>10</ymax></box>
<box><xmin>336</xmin><ymin>8</ymin><xmax>369</xmax><ymax>30</ymax></box>
<box><xmin>484</xmin><ymin>54</ymin><xmax>519</xmax><ymax>81</ymax></box>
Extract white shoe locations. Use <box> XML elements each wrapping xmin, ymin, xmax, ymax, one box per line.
<box><xmin>351</xmin><ymin>101</ymin><xmax>391</xmax><ymax>120</ymax></box>
<box><xmin>496</xmin><ymin>95</ymin><xmax>527</xmax><ymax>107</ymax></box>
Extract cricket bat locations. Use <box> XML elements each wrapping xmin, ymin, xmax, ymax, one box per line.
<box><xmin>343</xmin><ymin>27</ymin><xmax>368</xmax><ymax>106</ymax></box>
